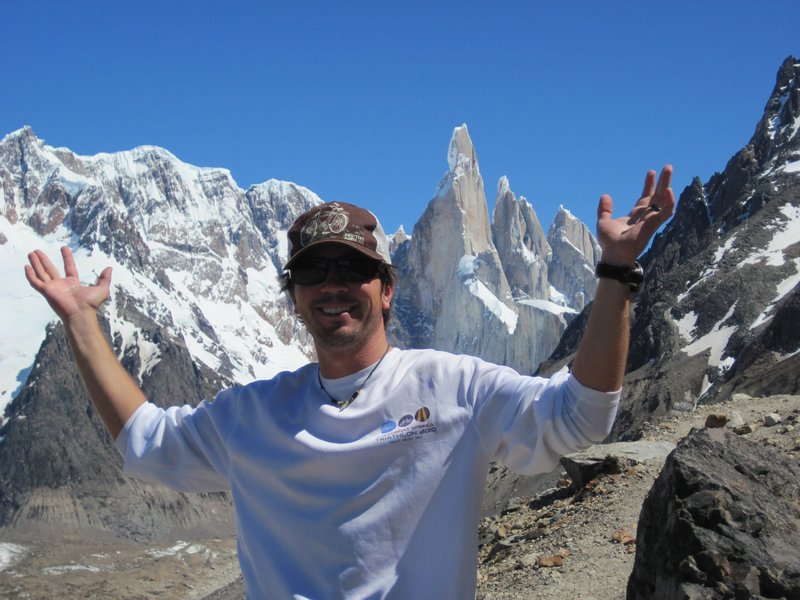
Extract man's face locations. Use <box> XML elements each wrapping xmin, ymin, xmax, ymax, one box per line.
<box><xmin>289</xmin><ymin>244</ymin><xmax>393</xmax><ymax>352</ymax></box>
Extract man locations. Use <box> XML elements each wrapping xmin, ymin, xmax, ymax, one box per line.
<box><xmin>25</xmin><ymin>166</ymin><xmax>674</xmax><ymax>598</ymax></box>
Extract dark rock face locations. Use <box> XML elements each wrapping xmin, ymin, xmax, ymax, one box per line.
<box><xmin>542</xmin><ymin>56</ymin><xmax>800</xmax><ymax>440</ymax></box>
<box><xmin>0</xmin><ymin>312</ymin><xmax>235</xmax><ymax>542</ymax></box>
<box><xmin>627</xmin><ymin>428</ymin><xmax>800</xmax><ymax>599</ymax></box>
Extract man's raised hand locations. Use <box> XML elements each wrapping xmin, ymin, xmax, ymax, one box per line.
<box><xmin>25</xmin><ymin>246</ymin><xmax>112</xmax><ymax>322</ymax></box>
<box><xmin>596</xmin><ymin>165</ymin><xmax>676</xmax><ymax>266</ymax></box>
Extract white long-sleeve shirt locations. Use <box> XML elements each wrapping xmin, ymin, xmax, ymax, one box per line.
<box><xmin>116</xmin><ymin>348</ymin><xmax>619</xmax><ymax>599</ymax></box>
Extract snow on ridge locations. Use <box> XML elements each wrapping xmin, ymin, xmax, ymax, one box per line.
<box><xmin>675</xmin><ymin>310</ymin><xmax>698</xmax><ymax>343</ymax></box>
<box><xmin>684</xmin><ymin>301</ymin><xmax>739</xmax><ymax>400</ymax></box>
<box><xmin>1</xmin><ymin>126</ymin><xmax>38</xmax><ymax>145</ymax></box>
<box><xmin>548</xmin><ymin>285</ymin><xmax>568</xmax><ymax>306</ymax></box>
<box><xmin>750</xmin><ymin>257</ymin><xmax>800</xmax><ymax>330</ymax></box>
<box><xmin>0</xmin><ymin>216</ymin><xmax>308</xmax><ymax>417</ymax></box>
<box><xmin>457</xmin><ymin>255</ymin><xmax>518</xmax><ymax>334</ymax></box>
<box><xmin>557</xmin><ymin>232</ymin><xmax>585</xmax><ymax>257</ymax></box>
<box><xmin>249</xmin><ymin>178</ymin><xmax>321</xmax><ymax>200</ymax></box>
<box><xmin>518</xmin><ymin>298</ymin><xmax>577</xmax><ymax>317</ymax></box>
<box><xmin>676</xmin><ymin>233</ymin><xmax>738</xmax><ymax>304</ymax></box>
<box><xmin>741</xmin><ymin>203</ymin><xmax>800</xmax><ymax>268</ymax></box>
<box><xmin>497</xmin><ymin>175</ymin><xmax>510</xmax><ymax>195</ymax></box>
<box><xmin>781</xmin><ymin>158</ymin><xmax>800</xmax><ymax>173</ymax></box>
<box><xmin>555</xmin><ymin>205</ymin><xmax>575</xmax><ymax>220</ymax></box>
<box><xmin>682</xmin><ymin>302</ymin><xmax>737</xmax><ymax>371</ymax></box>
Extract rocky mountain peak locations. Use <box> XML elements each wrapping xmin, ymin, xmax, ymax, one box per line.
<box><xmin>754</xmin><ymin>55</ymin><xmax>800</xmax><ymax>165</ymax></box>
<box><xmin>397</xmin><ymin>125</ymin><xmax>512</xmax><ymax>351</ymax></box>
<box><xmin>1</xmin><ymin>125</ymin><xmax>37</xmax><ymax>146</ymax></box>
<box><xmin>393</xmin><ymin>128</ymin><xmax>588</xmax><ymax>375</ymax></box>
<box><xmin>388</xmin><ymin>225</ymin><xmax>410</xmax><ymax>257</ymax></box>
<box><xmin>446</xmin><ymin>123</ymin><xmax>479</xmax><ymax>178</ymax></box>
<box><xmin>491</xmin><ymin>177</ymin><xmax>551</xmax><ymax>301</ymax></box>
<box><xmin>546</xmin><ymin>206</ymin><xmax>600</xmax><ymax>310</ymax></box>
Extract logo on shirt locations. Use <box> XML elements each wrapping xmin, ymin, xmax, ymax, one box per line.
<box><xmin>377</xmin><ymin>406</ymin><xmax>437</xmax><ymax>444</ymax></box>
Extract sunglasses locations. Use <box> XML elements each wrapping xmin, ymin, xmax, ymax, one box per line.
<box><xmin>289</xmin><ymin>256</ymin><xmax>382</xmax><ymax>286</ymax></box>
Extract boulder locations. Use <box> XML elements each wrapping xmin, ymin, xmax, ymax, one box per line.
<box><xmin>627</xmin><ymin>428</ymin><xmax>800</xmax><ymax>599</ymax></box>
<box><xmin>560</xmin><ymin>441</ymin><xmax>675</xmax><ymax>487</ymax></box>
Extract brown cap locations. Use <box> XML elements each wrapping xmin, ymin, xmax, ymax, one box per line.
<box><xmin>284</xmin><ymin>201</ymin><xmax>392</xmax><ymax>269</ymax></box>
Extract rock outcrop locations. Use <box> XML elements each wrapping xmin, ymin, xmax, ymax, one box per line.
<box><xmin>547</xmin><ymin>206</ymin><xmax>600</xmax><ymax>311</ymax></box>
<box><xmin>628</xmin><ymin>427</ymin><xmax>800</xmax><ymax>599</ymax></box>
<box><xmin>492</xmin><ymin>177</ymin><xmax>551</xmax><ymax>301</ymax></box>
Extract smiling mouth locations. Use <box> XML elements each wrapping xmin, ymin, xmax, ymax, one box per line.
<box><xmin>320</xmin><ymin>306</ymin><xmax>354</xmax><ymax>315</ymax></box>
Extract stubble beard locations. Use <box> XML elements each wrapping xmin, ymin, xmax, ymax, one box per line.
<box><xmin>303</xmin><ymin>298</ymin><xmax>384</xmax><ymax>353</ymax></box>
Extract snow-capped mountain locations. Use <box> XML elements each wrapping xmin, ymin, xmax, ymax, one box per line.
<box><xmin>0</xmin><ymin>127</ymin><xmax>320</xmax><ymax>416</ymax></box>
<box><xmin>391</xmin><ymin>125</ymin><xmax>595</xmax><ymax>374</ymax></box>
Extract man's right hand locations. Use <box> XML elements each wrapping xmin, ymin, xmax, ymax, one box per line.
<box><xmin>25</xmin><ymin>246</ymin><xmax>112</xmax><ymax>322</ymax></box>
<box><xmin>24</xmin><ymin>246</ymin><xmax>143</xmax><ymax>438</ymax></box>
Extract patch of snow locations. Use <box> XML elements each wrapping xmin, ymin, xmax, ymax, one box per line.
<box><xmin>458</xmin><ymin>255</ymin><xmax>518</xmax><ymax>334</ymax></box>
<box><xmin>548</xmin><ymin>285</ymin><xmax>569</xmax><ymax>307</ymax></box>
<box><xmin>42</xmin><ymin>564</ymin><xmax>104</xmax><ymax>575</ymax></box>
<box><xmin>0</xmin><ymin>542</ymin><xmax>27</xmax><ymax>572</ymax></box>
<box><xmin>145</xmin><ymin>540</ymin><xmax>206</xmax><ymax>559</ymax></box>
<box><xmin>741</xmin><ymin>204</ymin><xmax>800</xmax><ymax>268</ymax></box>
<box><xmin>683</xmin><ymin>302</ymin><xmax>737</xmax><ymax>370</ymax></box>
<box><xmin>750</xmin><ymin>257</ymin><xmax>800</xmax><ymax>329</ymax></box>
<box><xmin>675</xmin><ymin>311</ymin><xmax>698</xmax><ymax>343</ymax></box>
<box><xmin>518</xmin><ymin>298</ymin><xmax>577</xmax><ymax>317</ymax></box>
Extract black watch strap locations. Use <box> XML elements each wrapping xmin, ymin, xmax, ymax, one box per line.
<box><xmin>595</xmin><ymin>261</ymin><xmax>644</xmax><ymax>292</ymax></box>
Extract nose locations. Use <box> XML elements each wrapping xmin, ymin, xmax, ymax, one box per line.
<box><xmin>318</xmin><ymin>262</ymin><xmax>348</xmax><ymax>289</ymax></box>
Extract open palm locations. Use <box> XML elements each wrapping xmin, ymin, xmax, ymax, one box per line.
<box><xmin>596</xmin><ymin>165</ymin><xmax>675</xmax><ymax>265</ymax></box>
<box><xmin>25</xmin><ymin>247</ymin><xmax>112</xmax><ymax>321</ymax></box>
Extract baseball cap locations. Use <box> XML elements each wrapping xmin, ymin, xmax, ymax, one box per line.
<box><xmin>284</xmin><ymin>202</ymin><xmax>392</xmax><ymax>269</ymax></box>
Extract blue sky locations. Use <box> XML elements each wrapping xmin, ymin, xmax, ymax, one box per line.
<box><xmin>2</xmin><ymin>1</ymin><xmax>798</xmax><ymax>235</ymax></box>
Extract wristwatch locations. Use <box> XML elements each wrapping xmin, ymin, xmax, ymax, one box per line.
<box><xmin>595</xmin><ymin>261</ymin><xmax>644</xmax><ymax>292</ymax></box>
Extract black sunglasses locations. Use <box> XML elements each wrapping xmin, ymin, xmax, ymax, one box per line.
<box><xmin>289</xmin><ymin>256</ymin><xmax>382</xmax><ymax>286</ymax></box>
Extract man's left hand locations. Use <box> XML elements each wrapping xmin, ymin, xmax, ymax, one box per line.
<box><xmin>596</xmin><ymin>165</ymin><xmax>675</xmax><ymax>266</ymax></box>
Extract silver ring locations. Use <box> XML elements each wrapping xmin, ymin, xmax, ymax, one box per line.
<box><xmin>648</xmin><ymin>205</ymin><xmax>662</xmax><ymax>213</ymax></box>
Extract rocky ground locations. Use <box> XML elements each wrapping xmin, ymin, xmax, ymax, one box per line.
<box><xmin>0</xmin><ymin>535</ymin><xmax>241</xmax><ymax>599</ymax></box>
<box><xmin>0</xmin><ymin>393</ymin><xmax>797</xmax><ymax>599</ymax></box>
<box><xmin>475</xmin><ymin>393</ymin><xmax>800</xmax><ymax>599</ymax></box>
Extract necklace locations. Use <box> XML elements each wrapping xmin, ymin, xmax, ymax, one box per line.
<box><xmin>317</xmin><ymin>345</ymin><xmax>391</xmax><ymax>411</ymax></box>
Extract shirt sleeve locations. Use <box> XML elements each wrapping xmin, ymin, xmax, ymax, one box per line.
<box><xmin>471</xmin><ymin>364</ymin><xmax>620</xmax><ymax>475</ymax></box>
<box><xmin>114</xmin><ymin>398</ymin><xmax>232</xmax><ymax>492</ymax></box>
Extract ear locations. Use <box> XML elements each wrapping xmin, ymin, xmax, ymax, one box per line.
<box><xmin>381</xmin><ymin>281</ymin><xmax>394</xmax><ymax>311</ymax></box>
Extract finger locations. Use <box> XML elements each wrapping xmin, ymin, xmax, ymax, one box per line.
<box><xmin>96</xmin><ymin>266</ymin><xmax>113</xmax><ymax>291</ymax></box>
<box><xmin>597</xmin><ymin>194</ymin><xmax>614</xmax><ymax>223</ymax></box>
<box><xmin>27</xmin><ymin>250</ymin><xmax>53</xmax><ymax>282</ymax></box>
<box><xmin>639</xmin><ymin>191</ymin><xmax>675</xmax><ymax>236</ymax></box>
<box><xmin>24</xmin><ymin>264</ymin><xmax>45</xmax><ymax>291</ymax></box>
<box><xmin>655</xmin><ymin>164</ymin><xmax>673</xmax><ymax>195</ymax></box>
<box><xmin>640</xmin><ymin>169</ymin><xmax>657</xmax><ymax>201</ymax></box>
<box><xmin>654</xmin><ymin>165</ymin><xmax>676</xmax><ymax>213</ymax></box>
<box><xmin>61</xmin><ymin>246</ymin><xmax>79</xmax><ymax>279</ymax></box>
<box><xmin>38</xmin><ymin>249</ymin><xmax>64</xmax><ymax>280</ymax></box>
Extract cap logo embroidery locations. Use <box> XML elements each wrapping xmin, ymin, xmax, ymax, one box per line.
<box><xmin>300</xmin><ymin>202</ymin><xmax>350</xmax><ymax>247</ymax></box>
